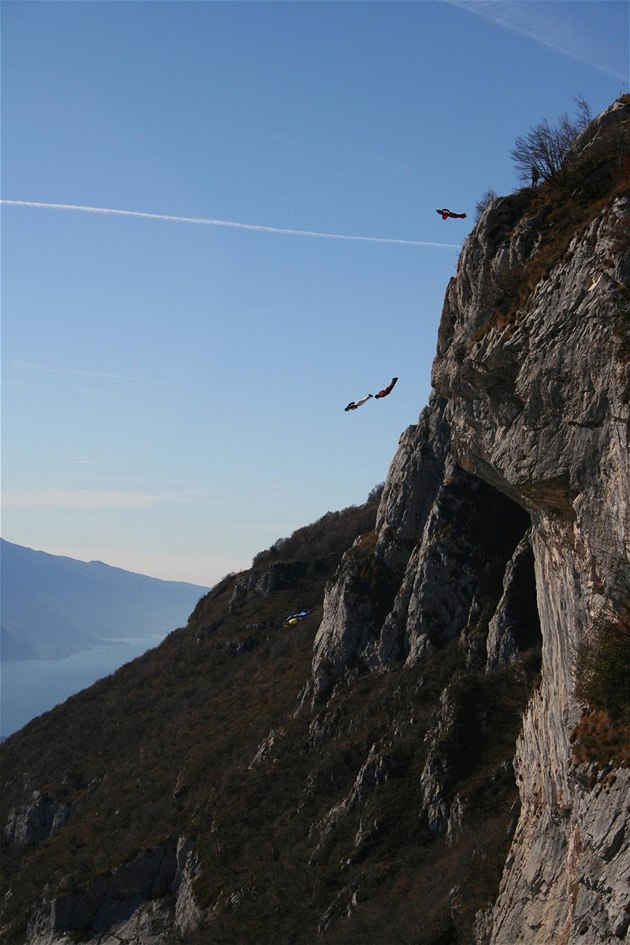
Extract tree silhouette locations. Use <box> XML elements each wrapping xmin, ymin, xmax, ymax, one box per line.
<box><xmin>511</xmin><ymin>97</ymin><xmax>592</xmax><ymax>185</ymax></box>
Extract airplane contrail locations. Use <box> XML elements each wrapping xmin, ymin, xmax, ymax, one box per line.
<box><xmin>447</xmin><ymin>0</ymin><xmax>627</xmax><ymax>82</ymax></box>
<box><xmin>0</xmin><ymin>199</ymin><xmax>461</xmax><ymax>249</ymax></box>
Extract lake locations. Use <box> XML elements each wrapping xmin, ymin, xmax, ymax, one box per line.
<box><xmin>1</xmin><ymin>634</ymin><xmax>167</xmax><ymax>739</ymax></box>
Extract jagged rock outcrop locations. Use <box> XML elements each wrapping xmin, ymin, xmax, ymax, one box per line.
<box><xmin>229</xmin><ymin>561</ymin><xmax>310</xmax><ymax>610</ymax></box>
<box><xmin>26</xmin><ymin>836</ymin><xmax>201</xmax><ymax>945</ymax></box>
<box><xmin>311</xmin><ymin>396</ymin><xmax>535</xmax><ymax>701</ymax></box>
<box><xmin>374</xmin><ymin>396</ymin><xmax>452</xmax><ymax>570</ymax></box>
<box><xmin>485</xmin><ymin>531</ymin><xmax>538</xmax><ymax>670</ymax></box>
<box><xmin>4</xmin><ymin>791</ymin><xmax>72</xmax><ymax>849</ymax></box>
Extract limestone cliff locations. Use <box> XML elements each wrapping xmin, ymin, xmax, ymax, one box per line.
<box><xmin>437</xmin><ymin>99</ymin><xmax>630</xmax><ymax>945</ymax></box>
<box><xmin>312</xmin><ymin>97</ymin><xmax>630</xmax><ymax>943</ymax></box>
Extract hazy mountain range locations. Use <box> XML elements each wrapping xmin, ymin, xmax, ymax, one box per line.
<box><xmin>0</xmin><ymin>539</ymin><xmax>209</xmax><ymax>660</ymax></box>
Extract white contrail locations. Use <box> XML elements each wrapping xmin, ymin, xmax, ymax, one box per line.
<box><xmin>0</xmin><ymin>199</ymin><xmax>461</xmax><ymax>249</ymax></box>
<box><xmin>447</xmin><ymin>0</ymin><xmax>627</xmax><ymax>82</ymax></box>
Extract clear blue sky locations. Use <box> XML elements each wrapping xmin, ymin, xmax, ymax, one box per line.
<box><xmin>2</xmin><ymin>1</ymin><xmax>627</xmax><ymax>585</ymax></box>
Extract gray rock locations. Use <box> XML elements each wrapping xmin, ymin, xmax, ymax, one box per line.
<box><xmin>309</xmin><ymin>97</ymin><xmax>630</xmax><ymax>944</ymax></box>
<box><xmin>4</xmin><ymin>790</ymin><xmax>72</xmax><ymax>849</ymax></box>
<box><xmin>430</xmin><ymin>99</ymin><xmax>630</xmax><ymax>945</ymax></box>
<box><xmin>485</xmin><ymin>531</ymin><xmax>539</xmax><ymax>670</ymax></box>
<box><xmin>26</xmin><ymin>835</ymin><xmax>203</xmax><ymax>945</ymax></box>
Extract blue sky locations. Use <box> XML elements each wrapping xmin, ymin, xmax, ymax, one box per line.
<box><xmin>2</xmin><ymin>1</ymin><xmax>628</xmax><ymax>585</ymax></box>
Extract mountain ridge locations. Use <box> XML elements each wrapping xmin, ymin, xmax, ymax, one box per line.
<box><xmin>1</xmin><ymin>538</ymin><xmax>208</xmax><ymax>660</ymax></box>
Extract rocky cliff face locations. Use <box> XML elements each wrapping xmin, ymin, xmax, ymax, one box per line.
<box><xmin>311</xmin><ymin>97</ymin><xmax>630</xmax><ymax>943</ymax></box>
<box><xmin>436</xmin><ymin>100</ymin><xmax>630</xmax><ymax>945</ymax></box>
<box><xmin>1</xmin><ymin>98</ymin><xmax>628</xmax><ymax>945</ymax></box>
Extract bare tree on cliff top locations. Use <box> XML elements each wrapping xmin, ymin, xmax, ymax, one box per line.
<box><xmin>511</xmin><ymin>96</ymin><xmax>592</xmax><ymax>185</ymax></box>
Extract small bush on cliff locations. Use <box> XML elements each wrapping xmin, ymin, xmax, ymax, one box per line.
<box><xmin>576</xmin><ymin>619</ymin><xmax>630</xmax><ymax>720</ymax></box>
<box><xmin>573</xmin><ymin>590</ymin><xmax>630</xmax><ymax>767</ymax></box>
<box><xmin>474</xmin><ymin>188</ymin><xmax>498</xmax><ymax>221</ymax></box>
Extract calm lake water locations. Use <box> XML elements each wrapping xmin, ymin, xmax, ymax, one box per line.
<box><xmin>1</xmin><ymin>634</ymin><xmax>166</xmax><ymax>739</ymax></box>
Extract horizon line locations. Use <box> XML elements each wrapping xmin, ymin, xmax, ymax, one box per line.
<box><xmin>0</xmin><ymin>199</ymin><xmax>462</xmax><ymax>249</ymax></box>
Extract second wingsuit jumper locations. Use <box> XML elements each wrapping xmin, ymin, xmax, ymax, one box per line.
<box><xmin>345</xmin><ymin>377</ymin><xmax>398</xmax><ymax>411</ymax></box>
<box><xmin>345</xmin><ymin>393</ymin><xmax>373</xmax><ymax>411</ymax></box>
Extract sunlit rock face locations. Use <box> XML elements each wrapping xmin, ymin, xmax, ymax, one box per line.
<box><xmin>311</xmin><ymin>98</ymin><xmax>630</xmax><ymax>944</ymax></box>
<box><xmin>431</xmin><ymin>99</ymin><xmax>630</xmax><ymax>945</ymax></box>
<box><xmin>312</xmin><ymin>391</ymin><xmax>533</xmax><ymax>701</ymax></box>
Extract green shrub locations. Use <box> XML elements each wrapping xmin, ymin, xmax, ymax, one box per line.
<box><xmin>576</xmin><ymin>620</ymin><xmax>630</xmax><ymax>720</ymax></box>
<box><xmin>573</xmin><ymin>577</ymin><xmax>630</xmax><ymax>766</ymax></box>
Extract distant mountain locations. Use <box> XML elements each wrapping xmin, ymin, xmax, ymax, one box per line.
<box><xmin>0</xmin><ymin>539</ymin><xmax>209</xmax><ymax>660</ymax></box>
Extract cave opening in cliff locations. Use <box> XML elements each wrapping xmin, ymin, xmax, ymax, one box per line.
<box><xmin>474</xmin><ymin>479</ymin><xmax>541</xmax><ymax>657</ymax></box>
<box><xmin>424</xmin><ymin>470</ymin><xmax>543</xmax><ymax>663</ymax></box>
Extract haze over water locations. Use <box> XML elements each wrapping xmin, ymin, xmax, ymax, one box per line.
<box><xmin>1</xmin><ymin>634</ymin><xmax>166</xmax><ymax>738</ymax></box>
